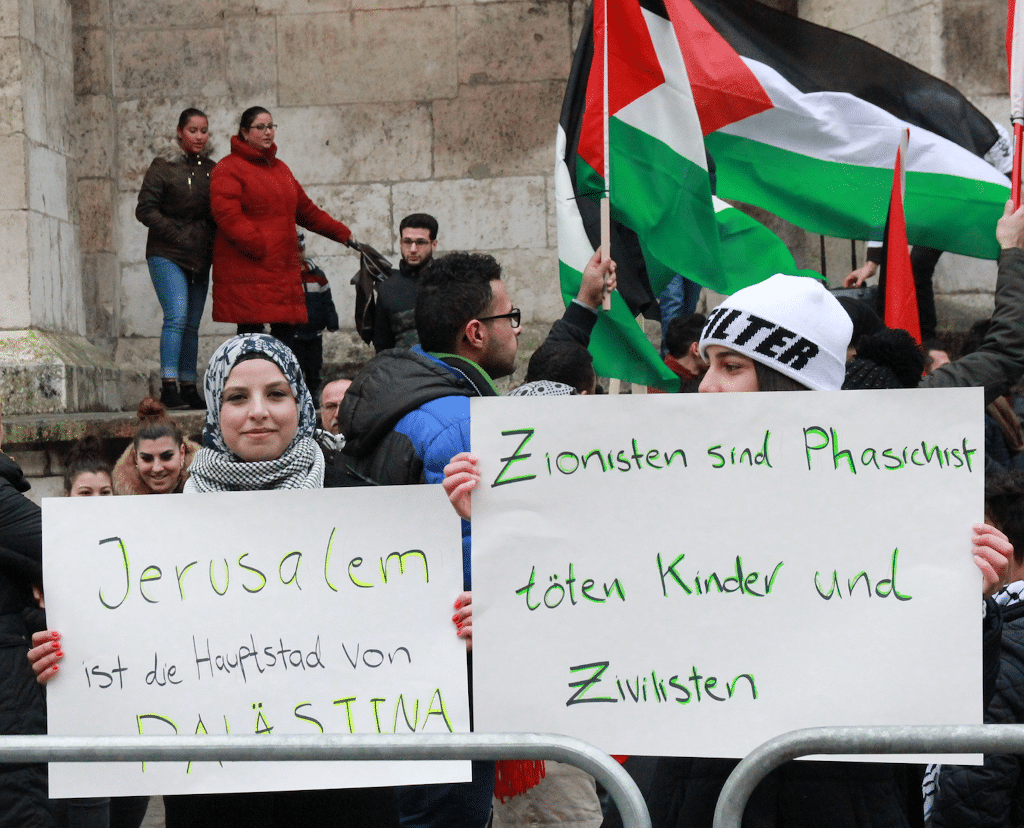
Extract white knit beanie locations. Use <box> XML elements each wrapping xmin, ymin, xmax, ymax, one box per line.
<box><xmin>698</xmin><ymin>274</ymin><xmax>852</xmax><ymax>391</ymax></box>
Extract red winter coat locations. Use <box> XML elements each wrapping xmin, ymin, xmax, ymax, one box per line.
<box><xmin>209</xmin><ymin>135</ymin><xmax>352</xmax><ymax>325</ymax></box>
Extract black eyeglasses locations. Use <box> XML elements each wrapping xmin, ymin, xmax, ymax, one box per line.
<box><xmin>478</xmin><ymin>308</ymin><xmax>521</xmax><ymax>328</ymax></box>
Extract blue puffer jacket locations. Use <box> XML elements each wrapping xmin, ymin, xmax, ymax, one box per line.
<box><xmin>338</xmin><ymin>346</ymin><xmax>498</xmax><ymax>589</ymax></box>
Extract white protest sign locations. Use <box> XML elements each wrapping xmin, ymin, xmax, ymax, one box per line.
<box><xmin>471</xmin><ymin>388</ymin><xmax>985</xmax><ymax>759</ymax></box>
<box><xmin>42</xmin><ymin>485</ymin><xmax>470</xmax><ymax>797</ymax></box>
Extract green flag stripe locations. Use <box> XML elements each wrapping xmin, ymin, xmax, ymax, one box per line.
<box><xmin>558</xmin><ymin>261</ymin><xmax>679</xmax><ymax>391</ymax></box>
<box><xmin>707</xmin><ymin>131</ymin><xmax>1007</xmax><ymax>259</ymax></box>
<box><xmin>605</xmin><ymin>117</ymin><xmax>721</xmax><ymax>294</ymax></box>
<box><xmin>715</xmin><ymin>204</ymin><xmax>817</xmax><ymax>285</ymax></box>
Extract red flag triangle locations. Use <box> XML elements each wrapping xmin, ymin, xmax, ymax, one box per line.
<box><xmin>579</xmin><ymin>0</ymin><xmax>663</xmax><ymax>177</ymax></box>
<box><xmin>884</xmin><ymin>131</ymin><xmax>921</xmax><ymax>343</ymax></box>
<box><xmin>577</xmin><ymin>0</ymin><xmax>773</xmax><ymax>176</ymax></box>
<box><xmin>664</xmin><ymin>0</ymin><xmax>773</xmax><ymax>135</ymax></box>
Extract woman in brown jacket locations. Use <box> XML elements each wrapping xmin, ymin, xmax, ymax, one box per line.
<box><xmin>136</xmin><ymin>108</ymin><xmax>217</xmax><ymax>411</ymax></box>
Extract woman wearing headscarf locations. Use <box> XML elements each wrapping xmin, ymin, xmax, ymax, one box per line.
<box><xmin>183</xmin><ymin>333</ymin><xmax>324</xmax><ymax>492</ymax></box>
<box><xmin>170</xmin><ymin>334</ymin><xmax>395</xmax><ymax>828</ymax></box>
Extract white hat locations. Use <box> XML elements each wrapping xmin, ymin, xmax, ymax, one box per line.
<box><xmin>698</xmin><ymin>274</ymin><xmax>852</xmax><ymax>391</ymax></box>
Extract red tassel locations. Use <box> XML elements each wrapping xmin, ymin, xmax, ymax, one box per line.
<box><xmin>493</xmin><ymin>759</ymin><xmax>547</xmax><ymax>803</ymax></box>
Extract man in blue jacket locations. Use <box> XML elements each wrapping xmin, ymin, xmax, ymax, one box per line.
<box><xmin>338</xmin><ymin>248</ymin><xmax>614</xmax><ymax>828</ymax></box>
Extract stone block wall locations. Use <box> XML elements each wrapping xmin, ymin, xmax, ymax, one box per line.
<box><xmin>1</xmin><ymin>0</ymin><xmax>84</xmax><ymax>336</ymax></box>
<box><xmin>70</xmin><ymin>0</ymin><xmax>580</xmax><ymax>401</ymax></box>
<box><xmin>0</xmin><ymin>0</ymin><xmax>1012</xmax><ymax>413</ymax></box>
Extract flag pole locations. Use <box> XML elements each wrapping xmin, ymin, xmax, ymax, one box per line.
<box><xmin>601</xmin><ymin>0</ymin><xmax>621</xmax><ymax>395</ymax></box>
<box><xmin>1009</xmin><ymin>0</ymin><xmax>1023</xmax><ymax>207</ymax></box>
<box><xmin>600</xmin><ymin>0</ymin><xmax>612</xmax><ymax>311</ymax></box>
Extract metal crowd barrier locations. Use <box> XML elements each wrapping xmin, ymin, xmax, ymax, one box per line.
<box><xmin>0</xmin><ymin>731</ymin><xmax>651</xmax><ymax>828</ymax></box>
<box><xmin>713</xmin><ymin>724</ymin><xmax>1024</xmax><ymax>828</ymax></box>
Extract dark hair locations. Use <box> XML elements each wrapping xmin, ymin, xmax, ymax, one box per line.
<box><xmin>753</xmin><ymin>361</ymin><xmax>810</xmax><ymax>392</ymax></box>
<box><xmin>836</xmin><ymin>295</ymin><xmax>884</xmax><ymax>353</ymax></box>
<box><xmin>399</xmin><ymin>214</ymin><xmax>439</xmax><ymax>240</ymax></box>
<box><xmin>237</xmin><ymin>106</ymin><xmax>271</xmax><ymax>138</ymax></box>
<box><xmin>525</xmin><ymin>341</ymin><xmax>595</xmax><ymax>394</ymax></box>
<box><xmin>177</xmin><ymin>107</ymin><xmax>207</xmax><ymax>130</ymax></box>
<box><xmin>846</xmin><ymin>328</ymin><xmax>925</xmax><ymax>389</ymax></box>
<box><xmin>132</xmin><ymin>397</ymin><xmax>185</xmax><ymax>452</ymax></box>
<box><xmin>416</xmin><ymin>252</ymin><xmax>502</xmax><ymax>353</ymax></box>
<box><xmin>985</xmin><ymin>471</ymin><xmax>1024</xmax><ymax>565</ymax></box>
<box><xmin>664</xmin><ymin>313</ymin><xmax>707</xmax><ymax>359</ymax></box>
<box><xmin>63</xmin><ymin>435</ymin><xmax>112</xmax><ymax>493</ymax></box>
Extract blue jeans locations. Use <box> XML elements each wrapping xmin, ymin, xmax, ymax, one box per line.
<box><xmin>148</xmin><ymin>256</ymin><xmax>209</xmax><ymax>382</ymax></box>
<box><xmin>659</xmin><ymin>275</ymin><xmax>702</xmax><ymax>355</ymax></box>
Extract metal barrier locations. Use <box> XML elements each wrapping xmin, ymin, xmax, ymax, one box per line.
<box><xmin>713</xmin><ymin>724</ymin><xmax>1024</xmax><ymax>828</ymax></box>
<box><xmin>0</xmin><ymin>731</ymin><xmax>651</xmax><ymax>828</ymax></box>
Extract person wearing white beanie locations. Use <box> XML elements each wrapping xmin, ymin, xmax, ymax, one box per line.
<box><xmin>660</xmin><ymin>247</ymin><xmax>1017</xmax><ymax>828</ymax></box>
<box><xmin>698</xmin><ymin>273</ymin><xmax>852</xmax><ymax>392</ymax></box>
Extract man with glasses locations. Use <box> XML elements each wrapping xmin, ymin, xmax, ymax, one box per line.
<box><xmin>336</xmin><ymin>247</ymin><xmax>614</xmax><ymax>828</ymax></box>
<box><xmin>372</xmin><ymin>213</ymin><xmax>440</xmax><ymax>351</ymax></box>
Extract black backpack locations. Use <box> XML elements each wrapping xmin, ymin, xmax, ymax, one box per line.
<box><xmin>350</xmin><ymin>242</ymin><xmax>394</xmax><ymax>345</ymax></box>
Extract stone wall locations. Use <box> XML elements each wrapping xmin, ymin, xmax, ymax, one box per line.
<box><xmin>72</xmin><ymin>0</ymin><xmax>580</xmax><ymax>405</ymax></box>
<box><xmin>3</xmin><ymin>0</ymin><xmax>84</xmax><ymax>336</ymax></box>
<box><xmin>0</xmin><ymin>0</ymin><xmax>1015</xmax><ymax>414</ymax></box>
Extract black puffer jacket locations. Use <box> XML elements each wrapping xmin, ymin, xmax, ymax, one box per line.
<box><xmin>337</xmin><ymin>347</ymin><xmax>482</xmax><ymax>487</ymax></box>
<box><xmin>136</xmin><ymin>144</ymin><xmax>217</xmax><ymax>275</ymax></box>
<box><xmin>0</xmin><ymin>454</ymin><xmax>55</xmax><ymax>827</ymax></box>
<box><xmin>929</xmin><ymin>586</ymin><xmax>1024</xmax><ymax>827</ymax></box>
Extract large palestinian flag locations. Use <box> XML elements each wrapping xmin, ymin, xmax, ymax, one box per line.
<box><xmin>693</xmin><ymin>0</ymin><xmax>1011</xmax><ymax>260</ymax></box>
<box><xmin>558</xmin><ymin>0</ymin><xmax>807</xmax><ymax>389</ymax></box>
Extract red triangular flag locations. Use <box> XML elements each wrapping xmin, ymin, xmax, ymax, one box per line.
<box><xmin>884</xmin><ymin>130</ymin><xmax>921</xmax><ymax>343</ymax></box>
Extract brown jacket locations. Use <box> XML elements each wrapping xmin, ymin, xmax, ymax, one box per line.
<box><xmin>136</xmin><ymin>144</ymin><xmax>217</xmax><ymax>275</ymax></box>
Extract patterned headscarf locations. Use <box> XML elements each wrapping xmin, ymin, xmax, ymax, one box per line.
<box><xmin>508</xmin><ymin>380</ymin><xmax>577</xmax><ymax>397</ymax></box>
<box><xmin>184</xmin><ymin>335</ymin><xmax>324</xmax><ymax>492</ymax></box>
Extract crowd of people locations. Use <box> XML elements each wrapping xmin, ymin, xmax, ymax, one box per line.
<box><xmin>3</xmin><ymin>102</ymin><xmax>1024</xmax><ymax>828</ymax></box>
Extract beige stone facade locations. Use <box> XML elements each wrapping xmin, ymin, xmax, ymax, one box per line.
<box><xmin>0</xmin><ymin>0</ymin><xmax>1014</xmax><ymax>416</ymax></box>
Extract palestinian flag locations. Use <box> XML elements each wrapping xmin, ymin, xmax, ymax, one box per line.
<box><xmin>692</xmin><ymin>0</ymin><xmax>1010</xmax><ymax>259</ymax></box>
<box><xmin>559</xmin><ymin>0</ymin><xmax>798</xmax><ymax>389</ymax></box>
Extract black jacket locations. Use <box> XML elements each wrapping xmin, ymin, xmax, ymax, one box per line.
<box><xmin>372</xmin><ymin>259</ymin><xmax>430</xmax><ymax>352</ymax></box>
<box><xmin>336</xmin><ymin>347</ymin><xmax>487</xmax><ymax>488</ymax></box>
<box><xmin>0</xmin><ymin>454</ymin><xmax>55</xmax><ymax>827</ymax></box>
<box><xmin>0</xmin><ymin>454</ymin><xmax>43</xmax><ymax>614</ymax></box>
<box><xmin>929</xmin><ymin>589</ymin><xmax>1024</xmax><ymax>828</ymax></box>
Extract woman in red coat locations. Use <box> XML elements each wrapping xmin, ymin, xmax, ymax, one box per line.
<box><xmin>210</xmin><ymin>106</ymin><xmax>357</xmax><ymax>351</ymax></box>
